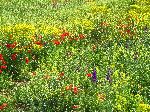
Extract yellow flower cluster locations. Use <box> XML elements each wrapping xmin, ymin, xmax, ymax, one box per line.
<box><xmin>138</xmin><ymin>103</ymin><xmax>150</xmax><ymax>112</ymax></box>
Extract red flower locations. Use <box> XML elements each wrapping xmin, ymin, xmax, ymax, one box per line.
<box><xmin>35</xmin><ymin>41</ymin><xmax>43</xmax><ymax>46</ymax></box>
<box><xmin>0</xmin><ymin>54</ymin><xmax>4</xmax><ymax>60</ymax></box>
<box><xmin>6</xmin><ymin>42</ymin><xmax>17</xmax><ymax>49</ymax></box>
<box><xmin>74</xmin><ymin>38</ymin><xmax>79</xmax><ymax>41</ymax></box>
<box><xmin>1</xmin><ymin>65</ymin><xmax>7</xmax><ymax>69</ymax></box>
<box><xmin>11</xmin><ymin>42</ymin><xmax>17</xmax><ymax>48</ymax></box>
<box><xmin>2</xmin><ymin>103</ymin><xmax>7</xmax><ymax>108</ymax></box>
<box><xmin>0</xmin><ymin>105</ymin><xmax>4</xmax><ymax>110</ymax></box>
<box><xmin>11</xmin><ymin>53</ymin><xmax>17</xmax><ymax>60</ymax></box>
<box><xmin>2</xmin><ymin>60</ymin><xmax>7</xmax><ymax>65</ymax></box>
<box><xmin>28</xmin><ymin>50</ymin><xmax>31</xmax><ymax>53</ymax></box>
<box><xmin>86</xmin><ymin>73</ymin><xmax>92</xmax><ymax>77</ymax></box>
<box><xmin>52</xmin><ymin>40</ymin><xmax>61</xmax><ymax>45</ymax></box>
<box><xmin>79</xmin><ymin>34</ymin><xmax>85</xmax><ymax>39</ymax></box>
<box><xmin>126</xmin><ymin>29</ymin><xmax>131</xmax><ymax>34</ymax></box>
<box><xmin>6</xmin><ymin>44</ymin><xmax>11</xmax><ymax>48</ymax></box>
<box><xmin>0</xmin><ymin>103</ymin><xmax>7</xmax><ymax>110</ymax></box>
<box><xmin>72</xmin><ymin>105</ymin><xmax>80</xmax><ymax>109</ymax></box>
<box><xmin>25</xmin><ymin>57</ymin><xmax>29</xmax><ymax>64</ymax></box>
<box><xmin>60</xmin><ymin>32</ymin><xmax>69</xmax><ymax>40</ymax></box>
<box><xmin>0</xmin><ymin>70</ymin><xmax>2</xmax><ymax>74</ymax></box>
<box><xmin>73</xmin><ymin>86</ymin><xmax>78</xmax><ymax>95</ymax></box>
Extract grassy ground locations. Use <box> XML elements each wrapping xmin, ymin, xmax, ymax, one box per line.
<box><xmin>0</xmin><ymin>0</ymin><xmax>150</xmax><ymax>111</ymax></box>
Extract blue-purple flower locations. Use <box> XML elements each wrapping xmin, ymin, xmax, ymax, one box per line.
<box><xmin>92</xmin><ymin>68</ymin><xmax>97</xmax><ymax>82</ymax></box>
<box><xmin>106</xmin><ymin>67</ymin><xmax>112</xmax><ymax>83</ymax></box>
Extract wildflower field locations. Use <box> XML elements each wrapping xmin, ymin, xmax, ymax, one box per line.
<box><xmin>0</xmin><ymin>0</ymin><xmax>150</xmax><ymax>111</ymax></box>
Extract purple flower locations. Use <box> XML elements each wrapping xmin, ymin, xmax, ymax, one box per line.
<box><xmin>106</xmin><ymin>67</ymin><xmax>112</xmax><ymax>83</ymax></box>
<box><xmin>106</xmin><ymin>74</ymin><xmax>112</xmax><ymax>83</ymax></box>
<box><xmin>92</xmin><ymin>69</ymin><xmax>97</xmax><ymax>82</ymax></box>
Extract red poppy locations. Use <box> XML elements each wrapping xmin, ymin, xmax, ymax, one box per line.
<box><xmin>79</xmin><ymin>34</ymin><xmax>85</xmax><ymax>39</ymax></box>
<box><xmin>2</xmin><ymin>60</ymin><xmax>7</xmax><ymax>65</ymax></box>
<box><xmin>11</xmin><ymin>53</ymin><xmax>17</xmax><ymax>60</ymax></box>
<box><xmin>74</xmin><ymin>38</ymin><xmax>79</xmax><ymax>41</ymax></box>
<box><xmin>0</xmin><ymin>70</ymin><xmax>2</xmax><ymax>74</ymax></box>
<box><xmin>5</xmin><ymin>44</ymin><xmax>11</xmax><ymax>48</ymax></box>
<box><xmin>52</xmin><ymin>40</ymin><xmax>61</xmax><ymax>45</ymax></box>
<box><xmin>73</xmin><ymin>86</ymin><xmax>78</xmax><ymax>95</ymax></box>
<box><xmin>2</xmin><ymin>103</ymin><xmax>7</xmax><ymax>108</ymax></box>
<box><xmin>72</xmin><ymin>105</ymin><xmax>80</xmax><ymax>109</ymax></box>
<box><xmin>35</xmin><ymin>41</ymin><xmax>43</xmax><ymax>46</ymax></box>
<box><xmin>1</xmin><ymin>65</ymin><xmax>7</xmax><ymax>69</ymax></box>
<box><xmin>0</xmin><ymin>54</ymin><xmax>4</xmax><ymax>60</ymax></box>
<box><xmin>60</xmin><ymin>32</ymin><xmax>69</xmax><ymax>40</ymax></box>
<box><xmin>126</xmin><ymin>29</ymin><xmax>131</xmax><ymax>34</ymax></box>
<box><xmin>0</xmin><ymin>105</ymin><xmax>4</xmax><ymax>110</ymax></box>
<box><xmin>86</xmin><ymin>73</ymin><xmax>92</xmax><ymax>77</ymax></box>
<box><xmin>11</xmin><ymin>42</ymin><xmax>17</xmax><ymax>48</ymax></box>
<box><xmin>25</xmin><ymin>57</ymin><xmax>29</xmax><ymax>64</ymax></box>
<box><xmin>28</xmin><ymin>50</ymin><xmax>31</xmax><ymax>53</ymax></box>
<box><xmin>0</xmin><ymin>103</ymin><xmax>7</xmax><ymax>110</ymax></box>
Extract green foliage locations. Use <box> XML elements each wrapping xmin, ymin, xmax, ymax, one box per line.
<box><xmin>0</xmin><ymin>0</ymin><xmax>149</xmax><ymax>111</ymax></box>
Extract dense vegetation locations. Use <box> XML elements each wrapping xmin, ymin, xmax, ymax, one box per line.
<box><xmin>0</xmin><ymin>0</ymin><xmax>150</xmax><ymax>111</ymax></box>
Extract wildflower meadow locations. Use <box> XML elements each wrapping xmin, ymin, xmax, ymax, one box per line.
<box><xmin>0</xmin><ymin>0</ymin><xmax>150</xmax><ymax>111</ymax></box>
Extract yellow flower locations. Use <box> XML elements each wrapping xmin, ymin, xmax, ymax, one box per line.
<box><xmin>33</xmin><ymin>44</ymin><xmax>43</xmax><ymax>50</ymax></box>
<box><xmin>138</xmin><ymin>103</ymin><xmax>150</xmax><ymax>111</ymax></box>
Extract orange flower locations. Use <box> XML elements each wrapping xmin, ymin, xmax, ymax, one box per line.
<box><xmin>31</xmin><ymin>72</ymin><xmax>36</xmax><ymax>76</ymax></box>
<box><xmin>79</xmin><ymin>34</ymin><xmax>85</xmax><ymax>39</ymax></box>
<box><xmin>59</xmin><ymin>72</ymin><xmax>64</xmax><ymax>77</ymax></box>
<box><xmin>97</xmin><ymin>93</ymin><xmax>106</xmax><ymax>102</ymax></box>
<box><xmin>65</xmin><ymin>84</ymin><xmax>73</xmax><ymax>91</ymax></box>
<box><xmin>43</xmin><ymin>75</ymin><xmax>51</xmax><ymax>80</ymax></box>
<box><xmin>65</xmin><ymin>86</ymin><xmax>70</xmax><ymax>90</ymax></box>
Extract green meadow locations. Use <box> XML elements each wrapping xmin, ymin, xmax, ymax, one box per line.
<box><xmin>0</xmin><ymin>0</ymin><xmax>150</xmax><ymax>111</ymax></box>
